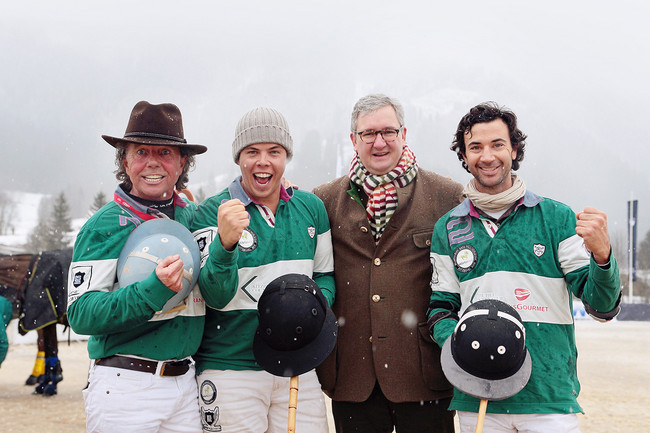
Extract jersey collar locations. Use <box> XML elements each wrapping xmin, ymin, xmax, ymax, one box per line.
<box><xmin>451</xmin><ymin>190</ymin><xmax>544</xmax><ymax>218</ymax></box>
<box><xmin>227</xmin><ymin>176</ymin><xmax>293</xmax><ymax>207</ymax></box>
<box><xmin>113</xmin><ymin>185</ymin><xmax>186</xmax><ymax>221</ymax></box>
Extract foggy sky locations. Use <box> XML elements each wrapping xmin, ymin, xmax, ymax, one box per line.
<box><xmin>1</xmin><ymin>0</ymin><xmax>648</xmax><ymax>243</ymax></box>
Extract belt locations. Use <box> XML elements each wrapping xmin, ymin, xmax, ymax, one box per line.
<box><xmin>95</xmin><ymin>355</ymin><xmax>192</xmax><ymax>377</ymax></box>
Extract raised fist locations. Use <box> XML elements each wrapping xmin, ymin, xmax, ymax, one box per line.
<box><xmin>217</xmin><ymin>199</ymin><xmax>250</xmax><ymax>251</ymax></box>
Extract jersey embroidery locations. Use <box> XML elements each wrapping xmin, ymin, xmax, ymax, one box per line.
<box><xmin>448</xmin><ymin>216</ymin><xmax>474</xmax><ymax>246</ymax></box>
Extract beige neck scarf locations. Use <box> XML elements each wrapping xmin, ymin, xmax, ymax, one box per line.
<box><xmin>463</xmin><ymin>174</ymin><xmax>526</xmax><ymax>212</ymax></box>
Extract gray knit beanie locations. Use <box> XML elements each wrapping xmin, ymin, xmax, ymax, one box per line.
<box><xmin>232</xmin><ymin>107</ymin><xmax>294</xmax><ymax>162</ymax></box>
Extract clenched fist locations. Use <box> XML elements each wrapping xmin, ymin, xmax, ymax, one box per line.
<box><xmin>218</xmin><ymin>199</ymin><xmax>250</xmax><ymax>251</ymax></box>
<box><xmin>575</xmin><ymin>206</ymin><xmax>611</xmax><ymax>265</ymax></box>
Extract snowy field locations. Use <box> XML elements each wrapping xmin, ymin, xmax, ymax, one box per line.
<box><xmin>1</xmin><ymin>319</ymin><xmax>648</xmax><ymax>433</ymax></box>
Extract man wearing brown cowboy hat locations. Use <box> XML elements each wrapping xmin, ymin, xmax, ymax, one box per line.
<box><xmin>67</xmin><ymin>101</ymin><xmax>208</xmax><ymax>433</ymax></box>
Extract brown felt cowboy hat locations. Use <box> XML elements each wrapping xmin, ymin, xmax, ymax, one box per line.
<box><xmin>102</xmin><ymin>101</ymin><xmax>207</xmax><ymax>154</ymax></box>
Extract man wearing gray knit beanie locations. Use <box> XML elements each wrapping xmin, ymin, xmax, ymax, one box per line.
<box><xmin>191</xmin><ymin>107</ymin><xmax>336</xmax><ymax>433</ymax></box>
<box><xmin>231</xmin><ymin>106</ymin><xmax>294</xmax><ymax>163</ymax></box>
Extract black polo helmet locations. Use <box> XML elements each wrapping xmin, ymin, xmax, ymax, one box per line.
<box><xmin>253</xmin><ymin>273</ymin><xmax>337</xmax><ymax>377</ymax></box>
<box><xmin>441</xmin><ymin>299</ymin><xmax>532</xmax><ymax>400</ymax></box>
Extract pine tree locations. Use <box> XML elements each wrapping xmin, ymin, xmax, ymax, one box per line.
<box><xmin>89</xmin><ymin>191</ymin><xmax>108</xmax><ymax>216</ymax></box>
<box><xmin>46</xmin><ymin>192</ymin><xmax>73</xmax><ymax>250</ymax></box>
<box><xmin>25</xmin><ymin>196</ymin><xmax>52</xmax><ymax>253</ymax></box>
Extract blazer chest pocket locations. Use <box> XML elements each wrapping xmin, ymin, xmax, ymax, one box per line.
<box><xmin>412</xmin><ymin>230</ymin><xmax>433</xmax><ymax>249</ymax></box>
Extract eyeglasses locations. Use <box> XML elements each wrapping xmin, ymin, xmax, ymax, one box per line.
<box><xmin>355</xmin><ymin>127</ymin><xmax>402</xmax><ymax>144</ymax></box>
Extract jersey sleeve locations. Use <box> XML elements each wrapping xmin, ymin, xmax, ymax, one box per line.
<box><xmin>427</xmin><ymin>215</ymin><xmax>461</xmax><ymax>347</ymax></box>
<box><xmin>311</xmin><ymin>196</ymin><xmax>335</xmax><ymax>307</ymax></box>
<box><xmin>555</xmin><ymin>206</ymin><xmax>621</xmax><ymax>320</ymax></box>
<box><xmin>66</xmin><ymin>227</ymin><xmax>176</xmax><ymax>335</ymax></box>
<box><xmin>191</xmin><ymin>198</ymin><xmax>240</xmax><ymax>309</ymax></box>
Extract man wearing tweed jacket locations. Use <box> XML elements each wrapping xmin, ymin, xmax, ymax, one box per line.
<box><xmin>313</xmin><ymin>94</ymin><xmax>463</xmax><ymax>433</ymax></box>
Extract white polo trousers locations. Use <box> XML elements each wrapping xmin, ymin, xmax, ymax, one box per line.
<box><xmin>83</xmin><ymin>363</ymin><xmax>202</xmax><ymax>433</ymax></box>
<box><xmin>197</xmin><ymin>369</ymin><xmax>328</xmax><ymax>433</ymax></box>
<box><xmin>458</xmin><ymin>411</ymin><xmax>581</xmax><ymax>433</ymax></box>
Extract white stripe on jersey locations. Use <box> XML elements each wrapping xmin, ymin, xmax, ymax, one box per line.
<box><xmin>430</xmin><ymin>252</ymin><xmax>460</xmax><ymax>293</ymax></box>
<box><xmin>558</xmin><ymin>234</ymin><xmax>590</xmax><ymax>275</ymax></box>
<box><xmin>67</xmin><ymin>258</ymin><xmax>118</xmax><ymax>306</ymax></box>
<box><xmin>458</xmin><ymin>271</ymin><xmax>574</xmax><ymax>325</ymax></box>
<box><xmin>314</xmin><ymin>230</ymin><xmax>334</xmax><ymax>273</ymax></box>
<box><xmin>218</xmin><ymin>259</ymin><xmax>316</xmax><ymax>312</ymax></box>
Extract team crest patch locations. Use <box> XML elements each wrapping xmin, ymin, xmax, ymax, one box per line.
<box><xmin>193</xmin><ymin>227</ymin><xmax>215</xmax><ymax>263</ymax></box>
<box><xmin>200</xmin><ymin>380</ymin><xmax>217</xmax><ymax>405</ymax></box>
<box><xmin>197</xmin><ymin>236</ymin><xmax>208</xmax><ymax>252</ymax></box>
<box><xmin>238</xmin><ymin>227</ymin><xmax>258</xmax><ymax>252</ymax></box>
<box><xmin>201</xmin><ymin>406</ymin><xmax>222</xmax><ymax>432</ymax></box>
<box><xmin>73</xmin><ymin>271</ymin><xmax>86</xmax><ymax>287</ymax></box>
<box><xmin>533</xmin><ymin>244</ymin><xmax>546</xmax><ymax>257</ymax></box>
<box><xmin>307</xmin><ymin>226</ymin><xmax>316</xmax><ymax>239</ymax></box>
<box><xmin>67</xmin><ymin>265</ymin><xmax>92</xmax><ymax>304</ymax></box>
<box><xmin>453</xmin><ymin>244</ymin><xmax>477</xmax><ymax>273</ymax></box>
<box><xmin>71</xmin><ymin>265</ymin><xmax>92</xmax><ymax>290</ymax></box>
<box><xmin>430</xmin><ymin>256</ymin><xmax>440</xmax><ymax>285</ymax></box>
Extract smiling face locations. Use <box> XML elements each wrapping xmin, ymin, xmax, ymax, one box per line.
<box><xmin>463</xmin><ymin>118</ymin><xmax>518</xmax><ymax>194</ymax></box>
<box><xmin>238</xmin><ymin>142</ymin><xmax>287</xmax><ymax>211</ymax></box>
<box><xmin>123</xmin><ymin>143</ymin><xmax>186</xmax><ymax>201</ymax></box>
<box><xmin>351</xmin><ymin>105</ymin><xmax>406</xmax><ymax>175</ymax></box>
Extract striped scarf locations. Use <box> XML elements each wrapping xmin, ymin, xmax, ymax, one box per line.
<box><xmin>349</xmin><ymin>145</ymin><xmax>418</xmax><ymax>242</ymax></box>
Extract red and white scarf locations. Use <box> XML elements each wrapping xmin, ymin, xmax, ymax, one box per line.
<box><xmin>349</xmin><ymin>145</ymin><xmax>418</xmax><ymax>242</ymax></box>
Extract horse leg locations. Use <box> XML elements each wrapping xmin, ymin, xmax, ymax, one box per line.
<box><xmin>25</xmin><ymin>328</ymin><xmax>46</xmax><ymax>385</ymax></box>
<box><xmin>34</xmin><ymin>324</ymin><xmax>62</xmax><ymax>396</ymax></box>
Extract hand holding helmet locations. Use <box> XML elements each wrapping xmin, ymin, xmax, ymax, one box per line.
<box><xmin>117</xmin><ymin>219</ymin><xmax>201</xmax><ymax>313</ymax></box>
<box><xmin>155</xmin><ymin>254</ymin><xmax>184</xmax><ymax>293</ymax></box>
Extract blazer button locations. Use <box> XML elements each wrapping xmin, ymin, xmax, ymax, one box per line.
<box><xmin>372</xmin><ymin>294</ymin><xmax>380</xmax><ymax>302</ymax></box>
<box><xmin>369</xmin><ymin>336</ymin><xmax>373</xmax><ymax>343</ymax></box>
<box><xmin>373</xmin><ymin>258</ymin><xmax>381</xmax><ymax>266</ymax></box>
<box><xmin>360</xmin><ymin>226</ymin><xmax>368</xmax><ymax>233</ymax></box>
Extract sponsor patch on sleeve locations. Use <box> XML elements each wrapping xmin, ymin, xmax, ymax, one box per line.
<box><xmin>68</xmin><ymin>265</ymin><xmax>93</xmax><ymax>304</ymax></box>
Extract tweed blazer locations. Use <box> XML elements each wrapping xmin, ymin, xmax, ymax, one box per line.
<box><xmin>314</xmin><ymin>169</ymin><xmax>464</xmax><ymax>403</ymax></box>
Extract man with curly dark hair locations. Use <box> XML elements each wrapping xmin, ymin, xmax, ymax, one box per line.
<box><xmin>450</xmin><ymin>101</ymin><xmax>527</xmax><ymax>175</ymax></box>
<box><xmin>427</xmin><ymin>102</ymin><xmax>621</xmax><ymax>432</ymax></box>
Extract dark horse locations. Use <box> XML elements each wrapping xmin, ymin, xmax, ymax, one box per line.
<box><xmin>0</xmin><ymin>248</ymin><xmax>73</xmax><ymax>396</ymax></box>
